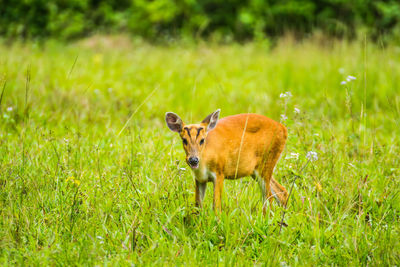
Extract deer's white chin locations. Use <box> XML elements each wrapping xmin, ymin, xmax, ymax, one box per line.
<box><xmin>190</xmin><ymin>163</ymin><xmax>199</xmax><ymax>169</ymax></box>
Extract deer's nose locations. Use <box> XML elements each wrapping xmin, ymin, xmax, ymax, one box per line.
<box><xmin>188</xmin><ymin>157</ymin><xmax>199</xmax><ymax>166</ymax></box>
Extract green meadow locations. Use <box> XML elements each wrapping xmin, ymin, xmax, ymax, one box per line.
<box><xmin>0</xmin><ymin>36</ymin><xmax>399</xmax><ymax>265</ymax></box>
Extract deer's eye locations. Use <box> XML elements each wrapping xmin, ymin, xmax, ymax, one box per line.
<box><xmin>182</xmin><ymin>139</ymin><xmax>188</xmax><ymax>145</ymax></box>
<box><xmin>199</xmin><ymin>139</ymin><xmax>205</xmax><ymax>145</ymax></box>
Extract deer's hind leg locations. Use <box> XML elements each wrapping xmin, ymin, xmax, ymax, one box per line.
<box><xmin>256</xmin><ymin>169</ymin><xmax>274</xmax><ymax>214</ymax></box>
<box><xmin>257</xmin><ymin>140</ymin><xmax>286</xmax><ymax>214</ymax></box>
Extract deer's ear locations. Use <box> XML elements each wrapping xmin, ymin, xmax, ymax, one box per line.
<box><xmin>201</xmin><ymin>109</ymin><xmax>220</xmax><ymax>132</ymax></box>
<box><xmin>165</xmin><ymin>112</ymin><xmax>184</xmax><ymax>132</ymax></box>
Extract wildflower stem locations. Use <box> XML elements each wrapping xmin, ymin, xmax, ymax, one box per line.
<box><xmin>117</xmin><ymin>85</ymin><xmax>159</xmax><ymax>137</ymax></box>
<box><xmin>67</xmin><ymin>54</ymin><xmax>79</xmax><ymax>80</ymax></box>
<box><xmin>0</xmin><ymin>80</ymin><xmax>6</xmax><ymax>110</ymax></box>
<box><xmin>279</xmin><ymin>159</ymin><xmax>310</xmax><ymax>234</ymax></box>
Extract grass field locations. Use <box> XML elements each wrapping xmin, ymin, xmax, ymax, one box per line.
<box><xmin>0</xmin><ymin>36</ymin><xmax>399</xmax><ymax>265</ymax></box>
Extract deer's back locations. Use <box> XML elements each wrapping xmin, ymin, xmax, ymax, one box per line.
<box><xmin>203</xmin><ymin>113</ymin><xmax>287</xmax><ymax>178</ymax></box>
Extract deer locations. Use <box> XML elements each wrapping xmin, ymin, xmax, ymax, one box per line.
<box><xmin>165</xmin><ymin>109</ymin><xmax>288</xmax><ymax>213</ymax></box>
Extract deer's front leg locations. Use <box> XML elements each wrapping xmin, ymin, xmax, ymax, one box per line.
<box><xmin>213</xmin><ymin>173</ymin><xmax>224</xmax><ymax>212</ymax></box>
<box><xmin>195</xmin><ymin>180</ymin><xmax>207</xmax><ymax>208</ymax></box>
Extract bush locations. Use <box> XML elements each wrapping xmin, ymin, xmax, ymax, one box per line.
<box><xmin>0</xmin><ymin>0</ymin><xmax>399</xmax><ymax>41</ymax></box>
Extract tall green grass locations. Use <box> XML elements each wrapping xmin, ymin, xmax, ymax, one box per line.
<box><xmin>0</xmin><ymin>36</ymin><xmax>399</xmax><ymax>265</ymax></box>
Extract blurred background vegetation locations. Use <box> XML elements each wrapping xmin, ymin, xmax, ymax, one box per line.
<box><xmin>1</xmin><ymin>1</ymin><xmax>400</xmax><ymax>265</ymax></box>
<box><xmin>1</xmin><ymin>0</ymin><xmax>400</xmax><ymax>43</ymax></box>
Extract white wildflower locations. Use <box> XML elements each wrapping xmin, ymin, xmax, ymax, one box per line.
<box><xmin>294</xmin><ymin>107</ymin><xmax>300</xmax><ymax>114</ymax></box>
<box><xmin>179</xmin><ymin>167</ymin><xmax>186</xmax><ymax>171</ymax></box>
<box><xmin>340</xmin><ymin>81</ymin><xmax>347</xmax><ymax>85</ymax></box>
<box><xmin>280</xmin><ymin>91</ymin><xmax>292</xmax><ymax>99</ymax></box>
<box><xmin>286</xmin><ymin>152</ymin><xmax>299</xmax><ymax>160</ymax></box>
<box><xmin>96</xmin><ymin>235</ymin><xmax>104</xmax><ymax>244</ymax></box>
<box><xmin>280</xmin><ymin>114</ymin><xmax>288</xmax><ymax>121</ymax></box>
<box><xmin>306</xmin><ymin>151</ymin><xmax>318</xmax><ymax>161</ymax></box>
<box><xmin>6</xmin><ymin>107</ymin><xmax>13</xmax><ymax>112</ymax></box>
<box><xmin>345</xmin><ymin>75</ymin><xmax>356</xmax><ymax>82</ymax></box>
